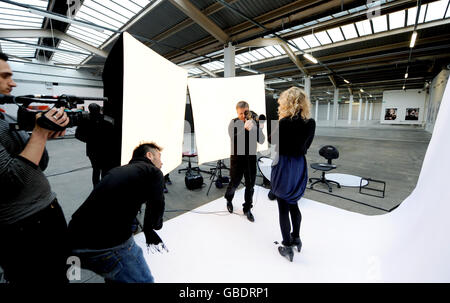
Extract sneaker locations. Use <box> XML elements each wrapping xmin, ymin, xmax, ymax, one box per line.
<box><xmin>164</xmin><ymin>187</ymin><xmax>168</xmax><ymax>193</ymax></box>
<box><xmin>226</xmin><ymin>201</ymin><xmax>233</xmax><ymax>213</ymax></box>
<box><xmin>244</xmin><ymin>209</ymin><xmax>255</xmax><ymax>222</ymax></box>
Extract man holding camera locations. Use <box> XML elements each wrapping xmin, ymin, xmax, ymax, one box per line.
<box><xmin>225</xmin><ymin>101</ymin><xmax>265</xmax><ymax>222</ymax></box>
<box><xmin>0</xmin><ymin>52</ymin><xmax>70</xmax><ymax>283</ymax></box>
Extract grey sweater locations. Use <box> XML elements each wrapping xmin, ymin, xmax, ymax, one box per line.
<box><xmin>0</xmin><ymin>118</ymin><xmax>55</xmax><ymax>225</ymax></box>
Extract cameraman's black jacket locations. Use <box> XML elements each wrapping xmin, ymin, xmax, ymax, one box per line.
<box><xmin>68</xmin><ymin>156</ymin><xmax>165</xmax><ymax>249</ymax></box>
<box><xmin>228</xmin><ymin>117</ymin><xmax>265</xmax><ymax>157</ymax></box>
<box><xmin>75</xmin><ymin>114</ymin><xmax>114</xmax><ymax>165</ymax></box>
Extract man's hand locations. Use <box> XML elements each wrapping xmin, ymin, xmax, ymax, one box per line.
<box><xmin>146</xmin><ymin>229</ymin><xmax>169</xmax><ymax>254</ymax></box>
<box><xmin>35</xmin><ymin>107</ymin><xmax>69</xmax><ymax>138</ymax></box>
<box><xmin>244</xmin><ymin>119</ymin><xmax>254</xmax><ymax>131</ymax></box>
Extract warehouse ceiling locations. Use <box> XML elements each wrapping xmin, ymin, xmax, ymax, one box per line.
<box><xmin>1</xmin><ymin>0</ymin><xmax>450</xmax><ymax>102</ymax></box>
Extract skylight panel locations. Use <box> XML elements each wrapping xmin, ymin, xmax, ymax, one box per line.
<box><xmin>372</xmin><ymin>15</ymin><xmax>388</xmax><ymax>33</ymax></box>
<box><xmin>314</xmin><ymin>31</ymin><xmax>332</xmax><ymax>45</ymax></box>
<box><xmin>0</xmin><ymin>0</ymin><xmax>47</xmax><ymax>31</ymax></box>
<box><xmin>355</xmin><ymin>19</ymin><xmax>372</xmax><ymax>36</ymax></box>
<box><xmin>272</xmin><ymin>44</ymin><xmax>286</xmax><ymax>55</ymax></box>
<box><xmin>341</xmin><ymin>24</ymin><xmax>358</xmax><ymax>39</ymax></box>
<box><xmin>0</xmin><ymin>38</ymin><xmax>39</xmax><ymax>58</ymax></box>
<box><xmin>58</xmin><ymin>41</ymin><xmax>91</xmax><ymax>55</ymax></box>
<box><xmin>425</xmin><ymin>0</ymin><xmax>447</xmax><ymax>21</ymax></box>
<box><xmin>235</xmin><ymin>54</ymin><xmax>251</xmax><ymax>63</ymax></box>
<box><xmin>303</xmin><ymin>34</ymin><xmax>321</xmax><ymax>47</ymax></box>
<box><xmin>327</xmin><ymin>27</ymin><xmax>345</xmax><ymax>42</ymax></box>
<box><xmin>85</xmin><ymin>1</ymin><xmax>129</xmax><ymax>24</ymax></box>
<box><xmin>95</xmin><ymin>0</ymin><xmax>134</xmax><ymax>19</ymax></box>
<box><xmin>291</xmin><ymin>37</ymin><xmax>310</xmax><ymax>50</ymax></box>
<box><xmin>264</xmin><ymin>46</ymin><xmax>282</xmax><ymax>56</ymax></box>
<box><xmin>408</xmin><ymin>5</ymin><xmax>427</xmax><ymax>24</ymax></box>
<box><xmin>389</xmin><ymin>10</ymin><xmax>405</xmax><ymax>29</ymax></box>
<box><xmin>256</xmin><ymin>48</ymin><xmax>273</xmax><ymax>58</ymax></box>
<box><xmin>234</xmin><ymin>56</ymin><xmax>245</xmax><ymax>64</ymax></box>
<box><xmin>241</xmin><ymin>52</ymin><xmax>258</xmax><ymax>62</ymax></box>
<box><xmin>249</xmin><ymin>50</ymin><xmax>265</xmax><ymax>60</ymax></box>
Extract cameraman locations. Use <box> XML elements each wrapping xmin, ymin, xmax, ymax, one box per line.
<box><xmin>0</xmin><ymin>52</ymin><xmax>70</xmax><ymax>283</ymax></box>
<box><xmin>225</xmin><ymin>101</ymin><xmax>265</xmax><ymax>222</ymax></box>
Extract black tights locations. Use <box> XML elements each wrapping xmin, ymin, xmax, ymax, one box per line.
<box><xmin>276</xmin><ymin>198</ymin><xmax>302</xmax><ymax>246</ymax></box>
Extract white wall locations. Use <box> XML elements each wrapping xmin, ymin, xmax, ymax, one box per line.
<box><xmin>380</xmin><ymin>89</ymin><xmax>426</xmax><ymax>125</ymax></box>
<box><xmin>425</xmin><ymin>69</ymin><xmax>450</xmax><ymax>133</ymax></box>
<box><xmin>312</xmin><ymin>102</ymin><xmax>381</xmax><ymax>121</ymax></box>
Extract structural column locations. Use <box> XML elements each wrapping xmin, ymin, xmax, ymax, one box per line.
<box><xmin>364</xmin><ymin>98</ymin><xmax>369</xmax><ymax>120</ymax></box>
<box><xmin>304</xmin><ymin>76</ymin><xmax>311</xmax><ymax>99</ymax></box>
<box><xmin>333</xmin><ymin>88</ymin><xmax>339</xmax><ymax>127</ymax></box>
<box><xmin>348</xmin><ymin>94</ymin><xmax>353</xmax><ymax>124</ymax></box>
<box><xmin>327</xmin><ymin>102</ymin><xmax>330</xmax><ymax>121</ymax></box>
<box><xmin>358</xmin><ymin>96</ymin><xmax>362</xmax><ymax>122</ymax></box>
<box><xmin>223</xmin><ymin>42</ymin><xmax>235</xmax><ymax>77</ymax></box>
<box><xmin>369</xmin><ymin>102</ymin><xmax>373</xmax><ymax>120</ymax></box>
<box><xmin>315</xmin><ymin>100</ymin><xmax>319</xmax><ymax>121</ymax></box>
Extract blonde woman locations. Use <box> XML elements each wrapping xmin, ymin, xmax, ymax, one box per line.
<box><xmin>270</xmin><ymin>87</ymin><xmax>316</xmax><ymax>262</ymax></box>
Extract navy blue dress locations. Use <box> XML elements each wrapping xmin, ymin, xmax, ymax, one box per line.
<box><xmin>271</xmin><ymin>154</ymin><xmax>308</xmax><ymax>205</ymax></box>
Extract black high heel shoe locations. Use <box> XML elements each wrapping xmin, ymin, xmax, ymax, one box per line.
<box><xmin>278</xmin><ymin>246</ymin><xmax>294</xmax><ymax>262</ymax></box>
<box><xmin>292</xmin><ymin>237</ymin><xmax>302</xmax><ymax>253</ymax></box>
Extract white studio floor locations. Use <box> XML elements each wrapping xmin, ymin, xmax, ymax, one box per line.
<box><xmin>134</xmin><ymin>81</ymin><xmax>450</xmax><ymax>283</ymax></box>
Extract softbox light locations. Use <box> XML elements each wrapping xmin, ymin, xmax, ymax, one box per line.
<box><xmin>102</xmin><ymin>32</ymin><xmax>187</xmax><ymax>175</ymax></box>
<box><xmin>188</xmin><ymin>74</ymin><xmax>267</xmax><ymax>165</ymax></box>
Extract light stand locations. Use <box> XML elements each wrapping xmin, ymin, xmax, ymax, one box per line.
<box><xmin>206</xmin><ymin>160</ymin><xmax>230</xmax><ymax>196</ymax></box>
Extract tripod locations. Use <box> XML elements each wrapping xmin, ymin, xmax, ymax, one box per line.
<box><xmin>207</xmin><ymin>160</ymin><xmax>230</xmax><ymax>196</ymax></box>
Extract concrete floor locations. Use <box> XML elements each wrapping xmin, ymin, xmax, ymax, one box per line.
<box><xmin>0</xmin><ymin>124</ymin><xmax>431</xmax><ymax>283</ymax></box>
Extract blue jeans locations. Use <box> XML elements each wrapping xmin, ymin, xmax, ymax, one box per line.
<box><xmin>72</xmin><ymin>237</ymin><xmax>153</xmax><ymax>283</ymax></box>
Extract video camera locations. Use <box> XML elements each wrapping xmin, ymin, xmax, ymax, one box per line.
<box><xmin>244</xmin><ymin>110</ymin><xmax>266</xmax><ymax>123</ymax></box>
<box><xmin>0</xmin><ymin>94</ymin><xmax>108</xmax><ymax>131</ymax></box>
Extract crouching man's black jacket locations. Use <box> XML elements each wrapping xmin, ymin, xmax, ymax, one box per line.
<box><xmin>68</xmin><ymin>156</ymin><xmax>165</xmax><ymax>249</ymax></box>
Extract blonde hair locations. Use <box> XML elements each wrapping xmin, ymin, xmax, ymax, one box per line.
<box><xmin>277</xmin><ymin>86</ymin><xmax>311</xmax><ymax>120</ymax></box>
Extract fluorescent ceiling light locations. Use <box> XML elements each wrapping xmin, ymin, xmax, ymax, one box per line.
<box><xmin>405</xmin><ymin>73</ymin><xmax>409</xmax><ymax>79</ymax></box>
<box><xmin>360</xmin><ymin>88</ymin><xmax>364</xmax><ymax>92</ymax></box>
<box><xmin>344</xmin><ymin>79</ymin><xmax>350</xmax><ymax>84</ymax></box>
<box><xmin>303</xmin><ymin>53</ymin><xmax>318</xmax><ymax>64</ymax></box>
<box><xmin>241</xmin><ymin>67</ymin><xmax>259</xmax><ymax>74</ymax></box>
<box><xmin>410</xmin><ymin>31</ymin><xmax>418</xmax><ymax>48</ymax></box>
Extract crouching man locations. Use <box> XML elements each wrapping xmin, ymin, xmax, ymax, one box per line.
<box><xmin>68</xmin><ymin>142</ymin><xmax>165</xmax><ymax>283</ymax></box>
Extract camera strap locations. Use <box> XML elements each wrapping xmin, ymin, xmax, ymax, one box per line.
<box><xmin>36</xmin><ymin>112</ymin><xmax>66</xmax><ymax>131</ymax></box>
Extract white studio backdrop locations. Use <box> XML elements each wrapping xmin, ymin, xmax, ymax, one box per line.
<box><xmin>188</xmin><ymin>74</ymin><xmax>268</xmax><ymax>165</ymax></box>
<box><xmin>121</xmin><ymin>33</ymin><xmax>188</xmax><ymax>175</ymax></box>
<box><xmin>135</xmin><ymin>80</ymin><xmax>450</xmax><ymax>282</ymax></box>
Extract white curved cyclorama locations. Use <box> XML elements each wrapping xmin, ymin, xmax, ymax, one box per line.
<box><xmin>115</xmin><ymin>32</ymin><xmax>450</xmax><ymax>282</ymax></box>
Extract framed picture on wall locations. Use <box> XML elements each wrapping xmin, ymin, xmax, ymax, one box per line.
<box><xmin>384</xmin><ymin>108</ymin><xmax>397</xmax><ymax>120</ymax></box>
<box><xmin>405</xmin><ymin>108</ymin><xmax>419</xmax><ymax>120</ymax></box>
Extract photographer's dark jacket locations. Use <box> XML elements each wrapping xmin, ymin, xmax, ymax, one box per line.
<box><xmin>228</xmin><ymin>117</ymin><xmax>265</xmax><ymax>157</ymax></box>
<box><xmin>0</xmin><ymin>118</ymin><xmax>55</xmax><ymax>225</ymax></box>
<box><xmin>67</xmin><ymin>156</ymin><xmax>165</xmax><ymax>249</ymax></box>
<box><xmin>269</xmin><ymin>115</ymin><xmax>316</xmax><ymax>156</ymax></box>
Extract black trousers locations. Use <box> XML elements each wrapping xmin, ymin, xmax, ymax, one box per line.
<box><xmin>0</xmin><ymin>199</ymin><xmax>69</xmax><ymax>284</ymax></box>
<box><xmin>276</xmin><ymin>198</ymin><xmax>302</xmax><ymax>246</ymax></box>
<box><xmin>89</xmin><ymin>156</ymin><xmax>112</xmax><ymax>186</ymax></box>
<box><xmin>224</xmin><ymin>155</ymin><xmax>257</xmax><ymax>212</ymax></box>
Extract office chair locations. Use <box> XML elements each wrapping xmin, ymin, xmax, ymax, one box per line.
<box><xmin>309</xmin><ymin>145</ymin><xmax>341</xmax><ymax>192</ymax></box>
